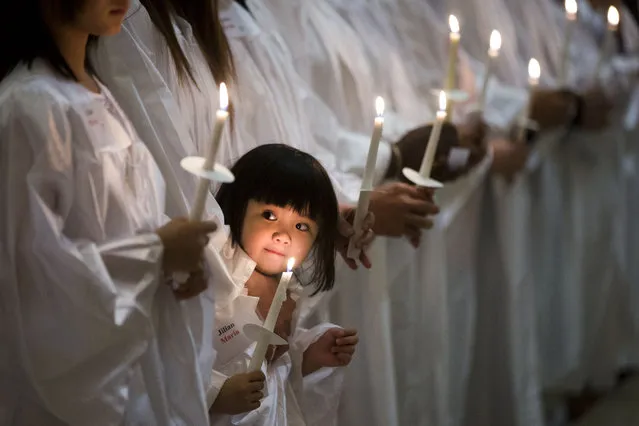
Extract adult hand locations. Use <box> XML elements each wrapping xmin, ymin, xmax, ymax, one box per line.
<box><xmin>489</xmin><ymin>138</ymin><xmax>530</xmax><ymax>181</ymax></box>
<box><xmin>171</xmin><ymin>266</ymin><xmax>208</xmax><ymax>300</ymax></box>
<box><xmin>578</xmin><ymin>87</ymin><xmax>613</xmax><ymax>131</ymax></box>
<box><xmin>369</xmin><ymin>182</ymin><xmax>439</xmax><ymax>246</ymax></box>
<box><xmin>156</xmin><ymin>217</ymin><xmax>217</xmax><ymax>272</ymax></box>
<box><xmin>529</xmin><ymin>89</ymin><xmax>576</xmax><ymax>130</ymax></box>
<box><xmin>336</xmin><ymin>205</ymin><xmax>375</xmax><ymax>270</ymax></box>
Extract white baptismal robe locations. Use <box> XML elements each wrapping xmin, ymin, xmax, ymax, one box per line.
<box><xmin>0</xmin><ymin>62</ymin><xmax>206</xmax><ymax>425</ymax></box>
<box><xmin>93</xmin><ymin>5</ymin><xmax>253</xmax><ymax>419</ymax></box>
<box><xmin>206</xmin><ymin>229</ymin><xmax>346</xmax><ymax>426</ymax></box>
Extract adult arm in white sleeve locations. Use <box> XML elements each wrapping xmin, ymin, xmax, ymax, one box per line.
<box><xmin>0</xmin><ymin>92</ymin><xmax>164</xmax><ymax>425</ymax></box>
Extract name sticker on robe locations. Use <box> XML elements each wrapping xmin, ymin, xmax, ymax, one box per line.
<box><xmin>219</xmin><ymin>4</ymin><xmax>261</xmax><ymax>39</ymax></box>
<box><xmin>218</xmin><ymin>322</ymin><xmax>240</xmax><ymax>344</ymax></box>
<box><xmin>213</xmin><ymin>294</ymin><xmax>261</xmax><ymax>366</ymax></box>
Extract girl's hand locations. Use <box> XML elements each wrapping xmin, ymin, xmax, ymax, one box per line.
<box><xmin>210</xmin><ymin>371</ymin><xmax>266</xmax><ymax>415</ymax></box>
<box><xmin>302</xmin><ymin>328</ymin><xmax>359</xmax><ymax>376</ymax></box>
<box><xmin>337</xmin><ymin>206</ymin><xmax>375</xmax><ymax>269</ymax></box>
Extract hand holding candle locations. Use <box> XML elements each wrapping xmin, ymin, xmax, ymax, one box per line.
<box><xmin>595</xmin><ymin>6</ymin><xmax>619</xmax><ymax>79</ymax></box>
<box><xmin>347</xmin><ymin>97</ymin><xmax>384</xmax><ymax>260</ymax></box>
<box><xmin>518</xmin><ymin>59</ymin><xmax>541</xmax><ymax>143</ymax></box>
<box><xmin>401</xmin><ymin>91</ymin><xmax>448</xmax><ymax>188</ymax></box>
<box><xmin>175</xmin><ymin>83</ymin><xmax>232</xmax><ymax>285</ymax></box>
<box><xmin>248</xmin><ymin>258</ymin><xmax>295</xmax><ymax>372</ymax></box>
<box><xmin>478</xmin><ymin>30</ymin><xmax>502</xmax><ymax>111</ymax></box>
<box><xmin>419</xmin><ymin>91</ymin><xmax>448</xmax><ymax>178</ymax></box>
<box><xmin>559</xmin><ymin>0</ymin><xmax>578</xmax><ymax>86</ymax></box>
<box><xmin>190</xmin><ymin>82</ymin><xmax>230</xmax><ymax>221</ymax></box>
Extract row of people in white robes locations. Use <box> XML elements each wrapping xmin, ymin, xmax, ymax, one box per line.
<box><xmin>0</xmin><ymin>1</ymin><xmax>364</xmax><ymax>425</ymax></box>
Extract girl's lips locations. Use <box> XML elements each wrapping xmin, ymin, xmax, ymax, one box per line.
<box><xmin>265</xmin><ymin>248</ymin><xmax>285</xmax><ymax>257</ymax></box>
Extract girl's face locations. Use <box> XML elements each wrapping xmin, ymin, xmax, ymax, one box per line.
<box><xmin>63</xmin><ymin>0</ymin><xmax>129</xmax><ymax>36</ymax></box>
<box><xmin>241</xmin><ymin>200</ymin><xmax>319</xmax><ymax>275</ymax></box>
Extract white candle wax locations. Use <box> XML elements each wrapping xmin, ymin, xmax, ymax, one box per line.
<box><xmin>419</xmin><ymin>91</ymin><xmax>448</xmax><ymax>178</ymax></box>
<box><xmin>190</xmin><ymin>83</ymin><xmax>229</xmax><ymax>221</ymax></box>
<box><xmin>360</xmin><ymin>97</ymin><xmax>385</xmax><ymax>190</ymax></box>
<box><xmin>347</xmin><ymin>97</ymin><xmax>384</xmax><ymax>260</ymax></box>
<box><xmin>518</xmin><ymin>59</ymin><xmax>541</xmax><ymax>143</ymax></box>
<box><xmin>478</xmin><ymin>30</ymin><xmax>502</xmax><ymax>111</ymax></box>
<box><xmin>595</xmin><ymin>6</ymin><xmax>619</xmax><ymax>79</ymax></box>
<box><xmin>248</xmin><ymin>258</ymin><xmax>295</xmax><ymax>372</ymax></box>
<box><xmin>559</xmin><ymin>0</ymin><xmax>578</xmax><ymax>86</ymax></box>
<box><xmin>445</xmin><ymin>15</ymin><xmax>460</xmax><ymax>118</ymax></box>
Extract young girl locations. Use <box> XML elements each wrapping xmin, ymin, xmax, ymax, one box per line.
<box><xmin>208</xmin><ymin>144</ymin><xmax>359</xmax><ymax>425</ymax></box>
<box><xmin>0</xmin><ymin>0</ymin><xmax>216</xmax><ymax>424</ymax></box>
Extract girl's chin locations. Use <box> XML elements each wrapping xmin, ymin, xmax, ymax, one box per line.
<box><xmin>255</xmin><ymin>263</ymin><xmax>285</xmax><ymax>277</ymax></box>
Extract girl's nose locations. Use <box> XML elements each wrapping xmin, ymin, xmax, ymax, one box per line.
<box><xmin>273</xmin><ymin>231</ymin><xmax>291</xmax><ymax>245</ymax></box>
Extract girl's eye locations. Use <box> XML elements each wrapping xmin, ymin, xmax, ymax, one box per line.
<box><xmin>262</xmin><ymin>210</ymin><xmax>277</xmax><ymax>221</ymax></box>
<box><xmin>296</xmin><ymin>223</ymin><xmax>310</xmax><ymax>232</ymax></box>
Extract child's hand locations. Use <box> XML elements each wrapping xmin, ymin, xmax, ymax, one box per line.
<box><xmin>302</xmin><ymin>328</ymin><xmax>359</xmax><ymax>376</ymax></box>
<box><xmin>210</xmin><ymin>371</ymin><xmax>266</xmax><ymax>415</ymax></box>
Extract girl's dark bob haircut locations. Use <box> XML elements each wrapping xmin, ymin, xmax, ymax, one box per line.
<box><xmin>216</xmin><ymin>144</ymin><xmax>339</xmax><ymax>294</ymax></box>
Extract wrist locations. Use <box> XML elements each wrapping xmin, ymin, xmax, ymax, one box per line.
<box><xmin>301</xmin><ymin>350</ymin><xmax>322</xmax><ymax>376</ymax></box>
<box><xmin>558</xmin><ymin>89</ymin><xmax>583</xmax><ymax>128</ymax></box>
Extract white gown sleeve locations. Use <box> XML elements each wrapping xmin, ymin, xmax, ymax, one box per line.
<box><xmin>0</xmin><ymin>92</ymin><xmax>163</xmax><ymax>425</ymax></box>
<box><xmin>288</xmin><ymin>323</ymin><xmax>347</xmax><ymax>426</ymax></box>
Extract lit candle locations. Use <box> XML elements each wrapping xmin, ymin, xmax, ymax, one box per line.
<box><xmin>248</xmin><ymin>257</ymin><xmax>295</xmax><ymax>372</ymax></box>
<box><xmin>595</xmin><ymin>6</ymin><xmax>619</xmax><ymax>79</ymax></box>
<box><xmin>444</xmin><ymin>15</ymin><xmax>460</xmax><ymax>118</ymax></box>
<box><xmin>518</xmin><ymin>59</ymin><xmax>541</xmax><ymax>142</ymax></box>
<box><xmin>190</xmin><ymin>83</ymin><xmax>229</xmax><ymax>221</ymax></box>
<box><xmin>418</xmin><ymin>91</ymin><xmax>448</xmax><ymax>178</ymax></box>
<box><xmin>559</xmin><ymin>0</ymin><xmax>578</xmax><ymax>86</ymax></box>
<box><xmin>347</xmin><ymin>97</ymin><xmax>384</xmax><ymax>260</ymax></box>
<box><xmin>360</xmin><ymin>96</ymin><xmax>385</xmax><ymax>190</ymax></box>
<box><xmin>478</xmin><ymin>30</ymin><xmax>502</xmax><ymax>111</ymax></box>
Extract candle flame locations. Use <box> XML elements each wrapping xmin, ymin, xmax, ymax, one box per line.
<box><xmin>286</xmin><ymin>257</ymin><xmax>295</xmax><ymax>272</ymax></box>
<box><xmin>489</xmin><ymin>30</ymin><xmax>502</xmax><ymax>51</ymax></box>
<box><xmin>565</xmin><ymin>0</ymin><xmax>578</xmax><ymax>15</ymax></box>
<box><xmin>438</xmin><ymin>91</ymin><xmax>447</xmax><ymax>112</ymax></box>
<box><xmin>528</xmin><ymin>58</ymin><xmax>541</xmax><ymax>80</ymax></box>
<box><xmin>449</xmin><ymin>15</ymin><xmax>460</xmax><ymax>34</ymax></box>
<box><xmin>219</xmin><ymin>82</ymin><xmax>229</xmax><ymax>111</ymax></box>
<box><xmin>608</xmin><ymin>6</ymin><xmax>620</xmax><ymax>26</ymax></box>
<box><xmin>375</xmin><ymin>96</ymin><xmax>385</xmax><ymax>117</ymax></box>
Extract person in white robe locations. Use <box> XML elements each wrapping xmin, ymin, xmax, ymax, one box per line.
<box><xmin>208</xmin><ymin>144</ymin><xmax>358</xmax><ymax>425</ymax></box>
<box><xmin>0</xmin><ymin>1</ymin><xmax>217</xmax><ymax>424</ymax></box>
<box><xmin>93</xmin><ymin>1</ymin><xmax>242</xmax><ymax>404</ymax></box>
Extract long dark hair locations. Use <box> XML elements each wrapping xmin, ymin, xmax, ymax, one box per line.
<box><xmin>140</xmin><ymin>0</ymin><xmax>195</xmax><ymax>83</ymax></box>
<box><xmin>140</xmin><ymin>0</ymin><xmax>235</xmax><ymax>87</ymax></box>
<box><xmin>0</xmin><ymin>0</ymin><xmax>97</xmax><ymax>82</ymax></box>
<box><xmin>216</xmin><ymin>144</ymin><xmax>339</xmax><ymax>294</ymax></box>
<box><xmin>170</xmin><ymin>0</ymin><xmax>235</xmax><ymax>88</ymax></box>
